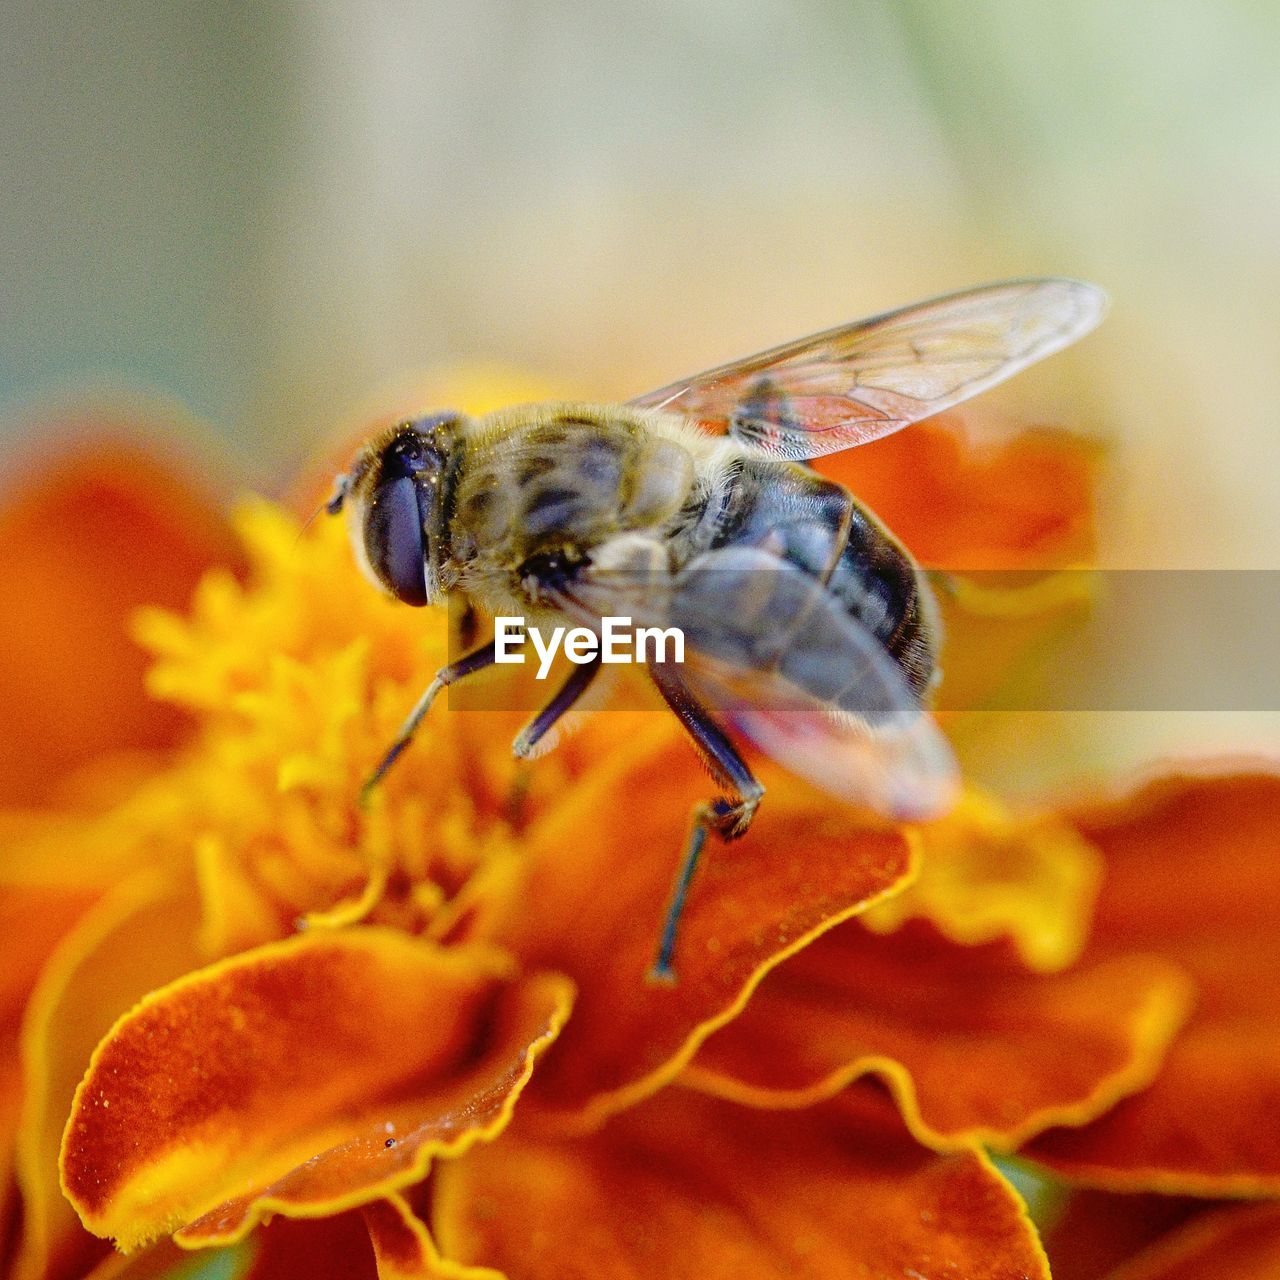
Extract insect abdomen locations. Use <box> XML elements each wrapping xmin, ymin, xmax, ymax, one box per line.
<box><xmin>711</xmin><ymin>459</ymin><xmax>936</xmax><ymax>698</ymax></box>
<box><xmin>826</xmin><ymin>504</ymin><xmax>936</xmax><ymax>696</ymax></box>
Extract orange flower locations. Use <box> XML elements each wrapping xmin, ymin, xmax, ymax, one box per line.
<box><xmin>1027</xmin><ymin>771</ymin><xmax>1280</xmax><ymax>1193</ymax></box>
<box><xmin>0</xmin><ymin>385</ymin><xmax>1275</xmax><ymax>1279</ymax></box>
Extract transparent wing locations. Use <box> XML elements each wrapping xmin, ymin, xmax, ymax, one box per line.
<box><xmin>546</xmin><ymin>539</ymin><xmax>958</xmax><ymax>820</ymax></box>
<box><xmin>629</xmin><ymin>278</ymin><xmax>1106</xmax><ymax>460</ymax></box>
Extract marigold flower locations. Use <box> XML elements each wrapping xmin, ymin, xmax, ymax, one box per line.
<box><xmin>2</xmin><ymin>385</ymin><xmax>1277</xmax><ymax>1280</ymax></box>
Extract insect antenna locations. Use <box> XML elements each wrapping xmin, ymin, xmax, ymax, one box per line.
<box><xmin>292</xmin><ymin>474</ymin><xmax>349</xmax><ymax>553</ymax></box>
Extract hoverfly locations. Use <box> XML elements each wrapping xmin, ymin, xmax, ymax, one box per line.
<box><xmin>328</xmin><ymin>278</ymin><xmax>1106</xmax><ymax>981</ymax></box>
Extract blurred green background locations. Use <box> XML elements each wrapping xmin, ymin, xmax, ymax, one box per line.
<box><xmin>3</xmin><ymin>0</ymin><xmax>1278</xmax><ymax>777</ymax></box>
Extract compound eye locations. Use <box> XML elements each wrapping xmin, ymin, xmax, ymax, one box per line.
<box><xmin>365</xmin><ymin>473</ymin><xmax>428</xmax><ymax>606</ymax></box>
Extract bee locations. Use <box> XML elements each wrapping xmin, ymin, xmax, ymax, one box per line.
<box><xmin>328</xmin><ymin>278</ymin><xmax>1106</xmax><ymax>981</ymax></box>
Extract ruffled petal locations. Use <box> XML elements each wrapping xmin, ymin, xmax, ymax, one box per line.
<box><xmin>684</xmin><ymin>919</ymin><xmax>1190</xmax><ymax>1150</ymax></box>
<box><xmin>96</xmin><ymin>1212</ymin><xmax>483</xmax><ymax>1280</ymax></box>
<box><xmin>240</xmin><ymin>1214</ymin><xmax>376</xmax><ymax>1280</ymax></box>
<box><xmin>816</xmin><ymin>416</ymin><xmax>1096</xmax><ymax>569</ymax></box>
<box><xmin>1026</xmin><ymin>772</ymin><xmax>1280</xmax><ymax>1192</ymax></box>
<box><xmin>59</xmin><ymin>929</ymin><xmax>573</xmax><ymax>1251</ymax></box>
<box><xmin>1106</xmin><ymin>1204</ymin><xmax>1280</xmax><ymax>1280</ymax></box>
<box><xmin>504</xmin><ymin>733</ymin><xmax>915</xmax><ymax>1124</ymax></box>
<box><xmin>1037</xmin><ymin>1188</ymin><xmax>1201</xmax><ymax>1280</ymax></box>
<box><xmin>177</xmin><ymin>963</ymin><xmax>571</xmax><ymax>1252</ymax></box>
<box><xmin>931</xmin><ymin>569</ymin><xmax>1095</xmax><ymax>717</ymax></box>
<box><xmin>432</xmin><ymin>1088</ymin><xmax>1051</xmax><ymax>1279</ymax></box>
<box><xmin>821</xmin><ymin>419</ymin><xmax>1099</xmax><ymax>725</ymax></box>
<box><xmin>15</xmin><ymin>871</ymin><xmax>203</xmax><ymax>1280</ymax></box>
<box><xmin>363</xmin><ymin>1195</ymin><xmax>503</xmax><ymax>1280</ymax></box>
<box><xmin>0</xmin><ymin>429</ymin><xmax>237</xmax><ymax>803</ymax></box>
<box><xmin>860</xmin><ymin>788</ymin><xmax>1102</xmax><ymax>972</ymax></box>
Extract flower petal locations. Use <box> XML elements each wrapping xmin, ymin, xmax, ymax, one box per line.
<box><xmin>15</xmin><ymin>871</ymin><xmax>204</xmax><ymax>1280</ymax></box>
<box><xmin>0</xmin><ymin>878</ymin><xmax>99</xmax><ymax>1270</ymax></box>
<box><xmin>505</xmin><ymin>735</ymin><xmax>915</xmax><ymax>1124</ymax></box>
<box><xmin>1037</xmin><ymin>1188</ymin><xmax>1200</xmax><ymax>1280</ymax></box>
<box><xmin>860</xmin><ymin>789</ymin><xmax>1102</xmax><ymax>972</ymax></box>
<box><xmin>0</xmin><ymin>881</ymin><xmax>98</xmax><ymax>1029</ymax></box>
<box><xmin>177</xmin><ymin>963</ymin><xmax>572</xmax><ymax>1251</ymax></box>
<box><xmin>433</xmin><ymin>1088</ymin><xmax>1051</xmax><ymax>1279</ymax></box>
<box><xmin>931</xmin><ymin>569</ymin><xmax>1095</xmax><ymax>717</ymax></box>
<box><xmin>59</xmin><ymin>929</ymin><xmax>573</xmax><ymax>1251</ymax></box>
<box><xmin>363</xmin><ymin>1195</ymin><xmax>503</xmax><ymax>1280</ymax></box>
<box><xmin>239</xmin><ymin>1214</ymin><xmax>376</xmax><ymax>1280</ymax></box>
<box><xmin>816</xmin><ymin>415</ymin><xmax>1097</xmax><ymax>569</ymax></box>
<box><xmin>822</xmin><ymin>420</ymin><xmax>1099</xmax><ymax>726</ymax></box>
<box><xmin>684</xmin><ymin>919</ymin><xmax>1191</xmax><ymax>1150</ymax></box>
<box><xmin>1026</xmin><ymin>772</ymin><xmax>1280</xmax><ymax>1193</ymax></box>
<box><xmin>0</xmin><ymin>1056</ymin><xmax>22</xmax><ymax>1262</ymax></box>
<box><xmin>0</xmin><ymin>429</ymin><xmax>237</xmax><ymax>802</ymax></box>
<box><xmin>1105</xmin><ymin>1204</ymin><xmax>1280</xmax><ymax>1280</ymax></box>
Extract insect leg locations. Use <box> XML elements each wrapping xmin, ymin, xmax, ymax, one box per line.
<box><xmin>450</xmin><ymin>597</ymin><xmax>483</xmax><ymax>653</ymax></box>
<box><xmin>647</xmin><ymin>659</ymin><xmax>764</xmax><ymax>984</ymax></box>
<box><xmin>361</xmin><ymin>640</ymin><xmax>498</xmax><ymax>804</ymax></box>
<box><xmin>512</xmin><ymin>655</ymin><xmax>602</xmax><ymax>759</ymax></box>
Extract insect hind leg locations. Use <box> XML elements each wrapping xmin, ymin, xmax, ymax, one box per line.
<box><xmin>647</xmin><ymin>659</ymin><xmax>763</xmax><ymax>984</ymax></box>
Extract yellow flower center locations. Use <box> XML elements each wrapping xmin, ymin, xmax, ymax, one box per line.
<box><xmin>129</xmin><ymin>500</ymin><xmax>572</xmax><ymax>957</ymax></box>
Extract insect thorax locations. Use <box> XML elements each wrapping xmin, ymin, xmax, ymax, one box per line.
<box><xmin>444</xmin><ymin>403</ymin><xmax>704</xmax><ymax>605</ymax></box>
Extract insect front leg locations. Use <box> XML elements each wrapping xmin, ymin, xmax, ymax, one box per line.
<box><xmin>362</xmin><ymin>639</ymin><xmax>498</xmax><ymax>804</ymax></box>
<box><xmin>512</xmin><ymin>655</ymin><xmax>602</xmax><ymax>759</ymax></box>
<box><xmin>647</xmin><ymin>659</ymin><xmax>764</xmax><ymax>984</ymax></box>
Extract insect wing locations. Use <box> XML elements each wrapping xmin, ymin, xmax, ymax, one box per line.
<box><xmin>686</xmin><ymin>654</ymin><xmax>954</xmax><ymax>821</ymax></box>
<box><xmin>546</xmin><ymin>541</ymin><xmax>958</xmax><ymax>820</ymax></box>
<box><xmin>630</xmin><ymin>278</ymin><xmax>1106</xmax><ymax>460</ymax></box>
